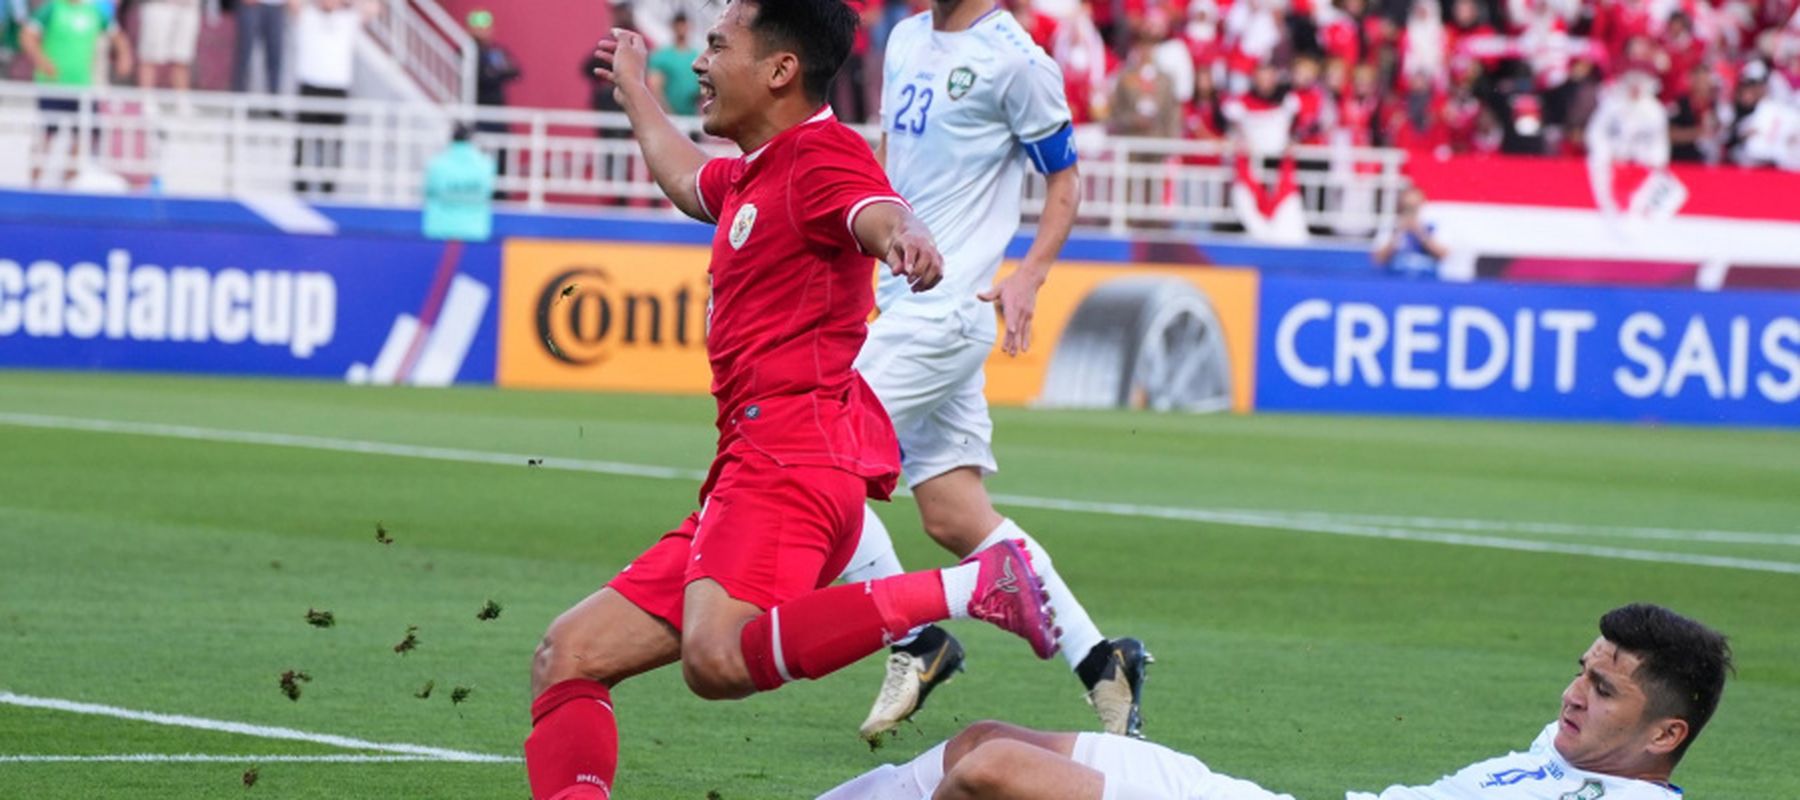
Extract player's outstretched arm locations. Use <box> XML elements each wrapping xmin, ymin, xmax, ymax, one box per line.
<box><xmin>980</xmin><ymin>162</ymin><xmax>1080</xmax><ymax>356</ymax></box>
<box><xmin>853</xmin><ymin>202</ymin><xmax>944</xmax><ymax>293</ymax></box>
<box><xmin>592</xmin><ymin>29</ymin><xmax>710</xmax><ymax>222</ymax></box>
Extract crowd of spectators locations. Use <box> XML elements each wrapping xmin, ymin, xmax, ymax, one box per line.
<box><xmin>597</xmin><ymin>0</ymin><xmax>1800</xmax><ymax>170</ymax></box>
<box><xmin>1022</xmin><ymin>0</ymin><xmax>1800</xmax><ymax>168</ymax></box>
<box><xmin>5</xmin><ymin>0</ymin><xmax>1795</xmax><ymax>172</ymax></box>
<box><xmin>1004</xmin><ymin>0</ymin><xmax>1797</xmax><ymax>168</ymax></box>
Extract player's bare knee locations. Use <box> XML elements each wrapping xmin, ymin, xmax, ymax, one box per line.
<box><xmin>530</xmin><ymin>635</ymin><xmax>560</xmax><ymax>695</ymax></box>
<box><xmin>531</xmin><ymin>626</ymin><xmax>597</xmax><ymax>693</ymax></box>
<box><xmin>680</xmin><ymin>641</ymin><xmax>753</xmax><ymax>700</ymax></box>
<box><xmin>533</xmin><ymin>616</ymin><xmax>616</xmax><ymax>690</ymax></box>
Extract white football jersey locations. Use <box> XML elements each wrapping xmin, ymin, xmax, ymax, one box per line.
<box><xmin>877</xmin><ymin>8</ymin><xmax>1073</xmax><ymax>337</ymax></box>
<box><xmin>1347</xmin><ymin>723</ymin><xmax>1684</xmax><ymax>800</ymax></box>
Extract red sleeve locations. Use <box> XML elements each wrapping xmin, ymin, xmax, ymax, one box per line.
<box><xmin>788</xmin><ymin>127</ymin><xmax>909</xmax><ymax>254</ymax></box>
<box><xmin>695</xmin><ymin>157</ymin><xmax>740</xmax><ymax>224</ymax></box>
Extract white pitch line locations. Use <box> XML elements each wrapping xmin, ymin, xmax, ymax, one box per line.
<box><xmin>2</xmin><ymin>412</ymin><xmax>1796</xmax><ymax>574</ymax></box>
<box><xmin>0</xmin><ymin>412</ymin><xmax>704</xmax><ymax>482</ymax></box>
<box><xmin>1260</xmin><ymin>510</ymin><xmax>1800</xmax><ymax>547</ymax></box>
<box><xmin>0</xmin><ymin>692</ymin><xmax>519</xmax><ymax>764</ymax></box>
<box><xmin>0</xmin><ymin>754</ymin><xmax>504</xmax><ymax>764</ymax></box>
<box><xmin>988</xmin><ymin>495</ymin><xmax>1800</xmax><ymax>576</ymax></box>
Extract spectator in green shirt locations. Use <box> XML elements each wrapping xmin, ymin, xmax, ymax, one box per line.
<box><xmin>21</xmin><ymin>0</ymin><xmax>132</xmax><ymax>92</ymax></box>
<box><xmin>646</xmin><ymin>11</ymin><xmax>699</xmax><ymax>116</ymax></box>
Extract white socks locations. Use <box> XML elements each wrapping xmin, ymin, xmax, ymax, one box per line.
<box><xmin>973</xmin><ymin>519</ymin><xmax>1107</xmax><ymax>670</ymax></box>
<box><xmin>813</xmin><ymin>742</ymin><xmax>947</xmax><ymax>799</ymax></box>
<box><xmin>939</xmin><ymin>561</ymin><xmax>980</xmax><ymax>621</ymax></box>
<box><xmin>841</xmin><ymin>505</ymin><xmax>907</xmax><ymax>583</ymax></box>
<box><xmin>837</xmin><ymin>506</ymin><xmax>1109</xmax><ymax>663</ymax></box>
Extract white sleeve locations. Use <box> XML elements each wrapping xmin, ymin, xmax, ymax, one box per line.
<box><xmin>1000</xmin><ymin>51</ymin><xmax>1074</xmax><ymax>143</ymax></box>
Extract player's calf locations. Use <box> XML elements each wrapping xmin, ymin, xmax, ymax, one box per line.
<box><xmin>914</xmin><ymin>467</ymin><xmax>1005</xmax><ymax>558</ymax></box>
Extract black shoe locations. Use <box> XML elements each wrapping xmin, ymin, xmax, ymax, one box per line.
<box><xmin>1077</xmin><ymin>638</ymin><xmax>1153</xmax><ymax>738</ymax></box>
<box><xmin>858</xmin><ymin>625</ymin><xmax>965</xmax><ymax>742</ymax></box>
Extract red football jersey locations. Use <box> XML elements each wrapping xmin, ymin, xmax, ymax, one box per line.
<box><xmin>694</xmin><ymin>108</ymin><xmax>905</xmax><ymax>500</ymax></box>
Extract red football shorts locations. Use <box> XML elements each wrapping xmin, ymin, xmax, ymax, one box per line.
<box><xmin>607</xmin><ymin>451</ymin><xmax>867</xmax><ymax>630</ymax></box>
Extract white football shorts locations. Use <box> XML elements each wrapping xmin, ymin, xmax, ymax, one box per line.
<box><xmin>1073</xmin><ymin>733</ymin><xmax>1299</xmax><ymax>800</ymax></box>
<box><xmin>854</xmin><ymin>309</ymin><xmax>997</xmax><ymax>487</ymax></box>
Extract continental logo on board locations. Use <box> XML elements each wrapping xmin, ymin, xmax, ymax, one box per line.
<box><xmin>498</xmin><ymin>240</ymin><xmax>713</xmax><ymax>392</ymax></box>
<box><xmin>534</xmin><ymin>267</ymin><xmax>704</xmax><ymax>365</ymax></box>
<box><xmin>498</xmin><ymin>239</ymin><xmax>1261</xmax><ymax>410</ymax></box>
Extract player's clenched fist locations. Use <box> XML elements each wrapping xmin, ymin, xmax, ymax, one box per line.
<box><xmin>885</xmin><ymin>216</ymin><xmax>943</xmax><ymax>293</ymax></box>
<box><xmin>592</xmin><ymin>28</ymin><xmax>650</xmax><ymax>105</ymax></box>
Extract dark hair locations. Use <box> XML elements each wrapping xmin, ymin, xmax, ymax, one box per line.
<box><xmin>1599</xmin><ymin>604</ymin><xmax>1732</xmax><ymax>763</ymax></box>
<box><xmin>741</xmin><ymin>0</ymin><xmax>859</xmax><ymax>104</ymax></box>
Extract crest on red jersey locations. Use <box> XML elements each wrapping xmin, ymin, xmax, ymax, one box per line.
<box><xmin>730</xmin><ymin>203</ymin><xmax>758</xmax><ymax>249</ymax></box>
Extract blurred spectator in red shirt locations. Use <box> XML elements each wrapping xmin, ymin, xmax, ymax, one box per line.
<box><xmin>1658</xmin><ymin>12</ymin><xmax>1706</xmax><ymax>101</ymax></box>
<box><xmin>1290</xmin><ymin>54</ymin><xmax>1334</xmax><ymax>142</ymax></box>
<box><xmin>1225</xmin><ymin>61</ymin><xmax>1301</xmax><ymax>156</ymax></box>
<box><xmin>1445</xmin><ymin>0</ymin><xmax>1495</xmax><ymax>54</ymax></box>
<box><xmin>1182</xmin><ymin>0</ymin><xmax>1226</xmax><ymax>74</ymax></box>
<box><xmin>1589</xmin><ymin>0</ymin><xmax>1650</xmax><ymax>62</ymax></box>
<box><xmin>1053</xmin><ymin>0</ymin><xmax>1114</xmax><ymax>123</ymax></box>
<box><xmin>1008</xmin><ymin>0</ymin><xmax>1060</xmax><ymax>51</ymax></box>
<box><xmin>1443</xmin><ymin>62</ymin><xmax>1499</xmax><ymax>153</ymax></box>
<box><xmin>1384</xmin><ymin>67</ymin><xmax>1447</xmax><ymax>151</ymax></box>
<box><xmin>1319</xmin><ymin>0</ymin><xmax>1369</xmax><ymax>66</ymax></box>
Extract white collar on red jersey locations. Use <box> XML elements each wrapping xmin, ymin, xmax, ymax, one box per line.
<box><xmin>744</xmin><ymin>106</ymin><xmax>836</xmax><ymax>163</ymax></box>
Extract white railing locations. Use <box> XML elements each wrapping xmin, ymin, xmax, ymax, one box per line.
<box><xmin>365</xmin><ymin>0</ymin><xmax>477</xmax><ymax>106</ymax></box>
<box><xmin>0</xmin><ymin>81</ymin><xmax>1408</xmax><ymax>239</ymax></box>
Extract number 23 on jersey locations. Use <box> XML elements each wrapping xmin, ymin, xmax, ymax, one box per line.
<box><xmin>892</xmin><ymin>83</ymin><xmax>933</xmax><ymax>136</ymax></box>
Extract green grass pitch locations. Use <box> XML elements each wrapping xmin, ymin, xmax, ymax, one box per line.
<box><xmin>1</xmin><ymin>370</ymin><xmax>1796</xmax><ymax>799</ymax></box>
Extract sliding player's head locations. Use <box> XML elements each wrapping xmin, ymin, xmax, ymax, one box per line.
<box><xmin>693</xmin><ymin>0</ymin><xmax>859</xmax><ymax>140</ymax></box>
<box><xmin>1556</xmin><ymin>604</ymin><xmax>1731</xmax><ymax>779</ymax></box>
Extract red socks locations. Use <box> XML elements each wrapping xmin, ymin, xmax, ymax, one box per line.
<box><xmin>740</xmin><ymin>571</ymin><xmax>951</xmax><ymax>691</ymax></box>
<box><xmin>525</xmin><ymin>679</ymin><xmax>618</xmax><ymax>800</ymax></box>
<box><xmin>526</xmin><ymin>573</ymin><xmax>953</xmax><ymax>796</ymax></box>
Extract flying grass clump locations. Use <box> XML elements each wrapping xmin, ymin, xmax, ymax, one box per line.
<box><xmin>394</xmin><ymin>625</ymin><xmax>420</xmax><ymax>655</ymax></box>
<box><xmin>303</xmin><ymin>608</ymin><xmax>335</xmax><ymax>628</ymax></box>
<box><xmin>278</xmin><ymin>670</ymin><xmax>311</xmax><ymax>701</ymax></box>
<box><xmin>476</xmin><ymin>600</ymin><xmax>502</xmax><ymax>621</ymax></box>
